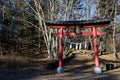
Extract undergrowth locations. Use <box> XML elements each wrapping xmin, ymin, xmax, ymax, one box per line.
<box><xmin>0</xmin><ymin>55</ymin><xmax>31</xmax><ymax>69</ymax></box>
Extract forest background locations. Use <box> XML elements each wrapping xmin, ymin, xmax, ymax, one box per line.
<box><xmin>0</xmin><ymin>0</ymin><xmax>120</xmax><ymax>68</ymax></box>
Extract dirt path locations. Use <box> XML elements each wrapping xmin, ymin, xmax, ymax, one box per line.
<box><xmin>0</xmin><ymin>51</ymin><xmax>120</xmax><ymax>80</ymax></box>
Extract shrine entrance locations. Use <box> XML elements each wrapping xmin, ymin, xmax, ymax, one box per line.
<box><xmin>45</xmin><ymin>19</ymin><xmax>111</xmax><ymax>74</ymax></box>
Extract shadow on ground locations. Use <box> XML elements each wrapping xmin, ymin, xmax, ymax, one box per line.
<box><xmin>0</xmin><ymin>55</ymin><xmax>120</xmax><ymax>80</ymax></box>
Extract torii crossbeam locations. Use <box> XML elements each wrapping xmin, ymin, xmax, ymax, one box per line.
<box><xmin>45</xmin><ymin>19</ymin><xmax>111</xmax><ymax>74</ymax></box>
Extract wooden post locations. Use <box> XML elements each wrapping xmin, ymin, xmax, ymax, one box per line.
<box><xmin>59</xmin><ymin>28</ymin><xmax>63</xmax><ymax>67</ymax></box>
<box><xmin>93</xmin><ymin>27</ymin><xmax>102</xmax><ymax>74</ymax></box>
<box><xmin>57</xmin><ymin>28</ymin><xmax>64</xmax><ymax>73</ymax></box>
<box><xmin>93</xmin><ymin>27</ymin><xmax>100</xmax><ymax>67</ymax></box>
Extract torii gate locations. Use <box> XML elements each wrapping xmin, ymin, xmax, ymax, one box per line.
<box><xmin>45</xmin><ymin>19</ymin><xmax>111</xmax><ymax>74</ymax></box>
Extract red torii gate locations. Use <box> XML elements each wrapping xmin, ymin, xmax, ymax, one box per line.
<box><xmin>45</xmin><ymin>19</ymin><xmax>111</xmax><ymax>74</ymax></box>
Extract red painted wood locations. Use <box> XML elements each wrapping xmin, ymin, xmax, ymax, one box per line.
<box><xmin>93</xmin><ymin>27</ymin><xmax>100</xmax><ymax>67</ymax></box>
<box><xmin>83</xmin><ymin>24</ymin><xmax>109</xmax><ymax>28</ymax></box>
<box><xmin>58</xmin><ymin>28</ymin><xmax>63</xmax><ymax>68</ymax></box>
<box><xmin>47</xmin><ymin>20</ymin><xmax>111</xmax><ymax>73</ymax></box>
<box><xmin>53</xmin><ymin>31</ymin><xmax>104</xmax><ymax>37</ymax></box>
<box><xmin>50</xmin><ymin>24</ymin><xmax>109</xmax><ymax>29</ymax></box>
<box><xmin>50</xmin><ymin>26</ymin><xmax>74</xmax><ymax>29</ymax></box>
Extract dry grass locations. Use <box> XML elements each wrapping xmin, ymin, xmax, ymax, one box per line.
<box><xmin>0</xmin><ymin>55</ymin><xmax>31</xmax><ymax>69</ymax></box>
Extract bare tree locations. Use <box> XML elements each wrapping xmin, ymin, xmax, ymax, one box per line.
<box><xmin>18</xmin><ymin>0</ymin><xmax>84</xmax><ymax>59</ymax></box>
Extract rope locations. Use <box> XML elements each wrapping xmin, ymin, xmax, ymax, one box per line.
<box><xmin>64</xmin><ymin>36</ymin><xmax>97</xmax><ymax>50</ymax></box>
<box><xmin>64</xmin><ymin>36</ymin><xmax>97</xmax><ymax>45</ymax></box>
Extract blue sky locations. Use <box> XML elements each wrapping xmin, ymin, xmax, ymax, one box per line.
<box><xmin>57</xmin><ymin>0</ymin><xmax>97</xmax><ymax>20</ymax></box>
<box><xmin>79</xmin><ymin>0</ymin><xmax>97</xmax><ymax>19</ymax></box>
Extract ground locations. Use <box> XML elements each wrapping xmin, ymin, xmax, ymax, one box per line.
<box><xmin>0</xmin><ymin>50</ymin><xmax>120</xmax><ymax>80</ymax></box>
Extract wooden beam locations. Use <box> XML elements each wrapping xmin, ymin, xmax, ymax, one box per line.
<box><xmin>53</xmin><ymin>31</ymin><xmax>104</xmax><ymax>37</ymax></box>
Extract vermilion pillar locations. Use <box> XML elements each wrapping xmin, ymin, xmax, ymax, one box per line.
<box><xmin>57</xmin><ymin>28</ymin><xmax>64</xmax><ymax>73</ymax></box>
<box><xmin>59</xmin><ymin>28</ymin><xmax>63</xmax><ymax>67</ymax></box>
<box><xmin>93</xmin><ymin>27</ymin><xmax>100</xmax><ymax>67</ymax></box>
<box><xmin>93</xmin><ymin>27</ymin><xmax>101</xmax><ymax>74</ymax></box>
